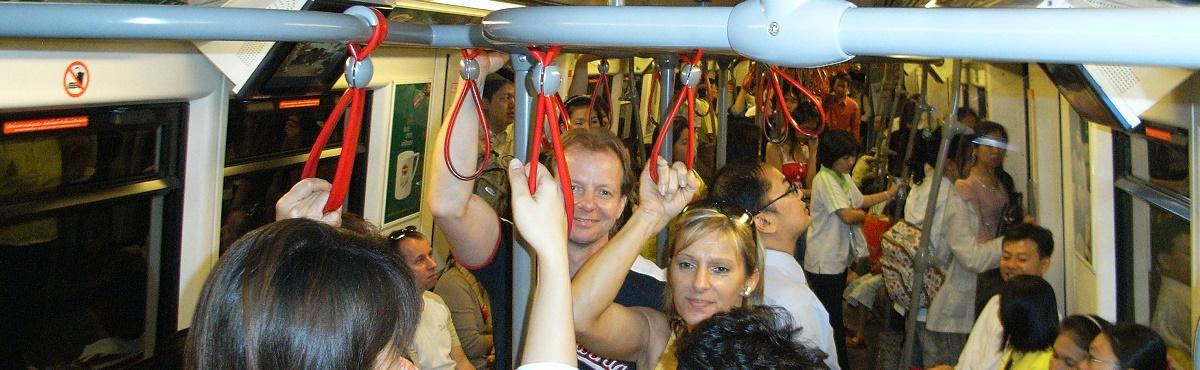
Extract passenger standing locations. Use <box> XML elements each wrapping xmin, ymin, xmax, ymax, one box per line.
<box><xmin>429</xmin><ymin>51</ymin><xmax>666</xmax><ymax>370</ymax></box>
<box><xmin>955</xmin><ymin>121</ymin><xmax>1024</xmax><ymax>316</ymax></box>
<box><xmin>474</xmin><ymin>74</ymin><xmax>519</xmax><ymax>214</ymax></box>
<box><xmin>823</xmin><ymin>74</ymin><xmax>861</xmax><ymax>141</ymax></box>
<box><xmin>391</xmin><ymin>227</ymin><xmax>476</xmax><ymax>370</ymax></box>
<box><xmin>948</xmin><ymin>223</ymin><xmax>1054</xmax><ymax>370</ymax></box>
<box><xmin>805</xmin><ymin>129</ymin><xmax>897</xmax><ymax>369</ymax></box>
<box><xmin>709</xmin><ymin>158</ymin><xmax>840</xmax><ymax>370</ymax></box>
<box><xmin>903</xmin><ymin>130</ymin><xmax>1004</xmax><ymax>367</ymax></box>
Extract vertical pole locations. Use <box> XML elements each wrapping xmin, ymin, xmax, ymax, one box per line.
<box><xmin>509</xmin><ymin>52</ymin><xmax>534</xmax><ymax>363</ymax></box>
<box><xmin>655</xmin><ymin>54</ymin><xmax>678</xmax><ymax>267</ymax></box>
<box><xmin>898</xmin><ymin>59</ymin><xmax>963</xmax><ymax>370</ymax></box>
<box><xmin>892</xmin><ymin>65</ymin><xmax>931</xmax><ymax>220</ymax></box>
<box><xmin>716</xmin><ymin>58</ymin><xmax>731</xmax><ymax>168</ymax></box>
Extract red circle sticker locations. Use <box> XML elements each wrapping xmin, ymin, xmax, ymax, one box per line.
<box><xmin>63</xmin><ymin>61</ymin><xmax>90</xmax><ymax>98</ymax></box>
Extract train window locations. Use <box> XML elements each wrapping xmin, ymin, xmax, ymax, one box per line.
<box><xmin>1123</xmin><ymin>125</ymin><xmax>1190</xmax><ymax>197</ymax></box>
<box><xmin>1</xmin><ymin>104</ymin><xmax>182</xmax><ymax>202</ymax></box>
<box><xmin>1116</xmin><ymin>199</ymin><xmax>1193</xmax><ymax>366</ymax></box>
<box><xmin>224</xmin><ymin>94</ymin><xmax>361</xmax><ymax>165</ymax></box>
<box><xmin>220</xmin><ymin>148</ymin><xmax>367</xmax><ymax>254</ymax></box>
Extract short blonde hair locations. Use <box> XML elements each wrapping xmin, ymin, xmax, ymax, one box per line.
<box><xmin>662</xmin><ymin>200</ymin><xmax>764</xmax><ymax>332</ymax></box>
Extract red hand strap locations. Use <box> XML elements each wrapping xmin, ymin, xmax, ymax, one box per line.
<box><xmin>444</xmin><ymin>48</ymin><xmax>493</xmax><ymax>180</ymax></box>
<box><xmin>582</xmin><ymin>60</ymin><xmax>611</xmax><ymax>129</ymax></box>
<box><xmin>647</xmin><ymin>50</ymin><xmax>703</xmax><ymax>184</ymax></box>
<box><xmin>755</xmin><ymin>65</ymin><xmax>828</xmax><ymax>145</ymax></box>
<box><xmin>301</xmin><ymin>7</ymin><xmax>387</xmax><ymax>213</ymax></box>
<box><xmin>526</xmin><ymin>46</ymin><xmax>575</xmax><ymax>234</ymax></box>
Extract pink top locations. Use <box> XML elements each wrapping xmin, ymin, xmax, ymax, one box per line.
<box><xmin>955</xmin><ymin>176</ymin><xmax>1008</xmax><ymax>241</ymax></box>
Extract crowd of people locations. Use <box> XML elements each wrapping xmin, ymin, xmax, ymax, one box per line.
<box><xmin>181</xmin><ymin>51</ymin><xmax>1182</xmax><ymax>370</ymax></box>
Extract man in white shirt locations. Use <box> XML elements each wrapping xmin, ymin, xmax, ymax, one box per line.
<box><xmin>709</xmin><ymin>158</ymin><xmax>840</xmax><ymax>370</ymax></box>
<box><xmin>392</xmin><ymin>228</ymin><xmax>476</xmax><ymax>370</ymax></box>
<box><xmin>1151</xmin><ymin>231</ymin><xmax>1192</xmax><ymax>356</ymax></box>
<box><xmin>940</xmin><ymin>223</ymin><xmax>1054</xmax><ymax>370</ymax></box>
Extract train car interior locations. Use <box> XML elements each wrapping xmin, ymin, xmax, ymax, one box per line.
<box><xmin>0</xmin><ymin>0</ymin><xmax>1197</xmax><ymax>368</ymax></box>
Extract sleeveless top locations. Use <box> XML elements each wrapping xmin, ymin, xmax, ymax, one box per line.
<box><xmin>653</xmin><ymin>333</ymin><xmax>678</xmax><ymax>370</ymax></box>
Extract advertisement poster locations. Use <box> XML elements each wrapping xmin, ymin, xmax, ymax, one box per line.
<box><xmin>385</xmin><ymin>82</ymin><xmax>431</xmax><ymax>223</ymax></box>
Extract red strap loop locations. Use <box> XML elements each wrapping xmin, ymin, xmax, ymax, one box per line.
<box><xmin>755</xmin><ymin>64</ymin><xmax>828</xmax><ymax>144</ymax></box>
<box><xmin>647</xmin><ymin>50</ymin><xmax>703</xmax><ymax>184</ymax></box>
<box><xmin>443</xmin><ymin>48</ymin><xmax>493</xmax><ymax>181</ymax></box>
<box><xmin>301</xmin><ymin>7</ymin><xmax>387</xmax><ymax>213</ymax></box>
<box><xmin>582</xmin><ymin>60</ymin><xmax>612</xmax><ymax>129</ymax></box>
<box><xmin>526</xmin><ymin>46</ymin><xmax>575</xmax><ymax>233</ymax></box>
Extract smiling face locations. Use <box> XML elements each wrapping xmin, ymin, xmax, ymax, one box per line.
<box><xmin>563</xmin><ymin>145</ymin><xmax>627</xmax><ymax>248</ymax></box>
<box><xmin>669</xmin><ymin>231</ymin><xmax>757</xmax><ymax>328</ymax></box>
<box><xmin>397</xmin><ymin>237</ymin><xmax>438</xmax><ymax>291</ymax></box>
<box><xmin>1000</xmin><ymin>238</ymin><xmax>1051</xmax><ymax>282</ymax></box>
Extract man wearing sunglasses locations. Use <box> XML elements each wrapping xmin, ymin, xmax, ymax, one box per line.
<box><xmin>708</xmin><ymin>157</ymin><xmax>839</xmax><ymax>370</ymax></box>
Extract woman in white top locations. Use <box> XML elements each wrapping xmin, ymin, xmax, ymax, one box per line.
<box><xmin>902</xmin><ymin>129</ymin><xmax>1003</xmax><ymax>367</ymax></box>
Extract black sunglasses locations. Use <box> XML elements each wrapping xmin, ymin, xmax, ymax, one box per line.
<box><xmin>684</xmin><ymin>199</ymin><xmax>754</xmax><ymax>226</ymax></box>
<box><xmin>754</xmin><ymin>182</ymin><xmax>801</xmax><ymax>216</ymax></box>
<box><xmin>388</xmin><ymin>225</ymin><xmax>419</xmax><ymax>240</ymax></box>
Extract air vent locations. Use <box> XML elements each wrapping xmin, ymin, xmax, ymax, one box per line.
<box><xmin>236</xmin><ymin>42</ymin><xmax>271</xmax><ymax>67</ymax></box>
<box><xmin>1095</xmin><ymin>65</ymin><xmax>1140</xmax><ymax>94</ymax></box>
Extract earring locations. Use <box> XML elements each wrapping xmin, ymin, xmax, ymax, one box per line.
<box><xmin>741</xmin><ymin>287</ymin><xmax>753</xmax><ymax>297</ymax></box>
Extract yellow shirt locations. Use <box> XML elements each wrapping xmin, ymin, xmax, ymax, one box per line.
<box><xmin>653</xmin><ymin>333</ymin><xmax>678</xmax><ymax>370</ymax></box>
<box><xmin>999</xmin><ymin>348</ymin><xmax>1052</xmax><ymax>370</ymax></box>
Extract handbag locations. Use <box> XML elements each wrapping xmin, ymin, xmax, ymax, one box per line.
<box><xmin>880</xmin><ymin>220</ymin><xmax>946</xmax><ymax>310</ymax></box>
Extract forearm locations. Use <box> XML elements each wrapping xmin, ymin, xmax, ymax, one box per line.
<box><xmin>522</xmin><ymin>250</ymin><xmax>575</xmax><ymax>366</ymax></box>
<box><xmin>430</xmin><ymin>78</ymin><xmax>485</xmax><ymax>219</ymax></box>
<box><xmin>571</xmin><ymin>209</ymin><xmax>662</xmax><ymax>330</ymax></box>
<box><xmin>569</xmin><ymin>58</ymin><xmax>590</xmax><ymax>97</ymax></box>
<box><xmin>860</xmin><ymin>189</ymin><xmax>894</xmax><ymax>208</ymax></box>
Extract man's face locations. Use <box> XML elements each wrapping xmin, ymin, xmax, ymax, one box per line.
<box><xmin>1158</xmin><ymin>233</ymin><xmax>1192</xmax><ymax>282</ymax></box>
<box><xmin>398</xmin><ymin>238</ymin><xmax>438</xmax><ymax>291</ymax></box>
<box><xmin>1000</xmin><ymin>239</ymin><xmax>1050</xmax><ymax>281</ymax></box>
<box><xmin>563</xmin><ymin>145</ymin><xmax>627</xmax><ymax>247</ymax></box>
<box><xmin>759</xmin><ymin>165</ymin><xmax>810</xmax><ymax>240</ymax></box>
<box><xmin>832</xmin><ymin>79</ymin><xmax>850</xmax><ymax>98</ymax></box>
<box><xmin>486</xmin><ymin>83</ymin><xmax>516</xmax><ymax>130</ymax></box>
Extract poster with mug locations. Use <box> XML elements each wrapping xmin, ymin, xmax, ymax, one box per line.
<box><xmin>385</xmin><ymin>82</ymin><xmax>431</xmax><ymax>223</ymax></box>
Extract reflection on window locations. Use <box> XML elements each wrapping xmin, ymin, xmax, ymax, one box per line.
<box><xmin>1146</xmin><ymin>138</ymin><xmax>1190</xmax><ymax>196</ymax></box>
<box><xmin>225</xmin><ymin>96</ymin><xmax>345</xmax><ymax>165</ymax></box>
<box><xmin>1148</xmin><ymin>207</ymin><xmax>1192</xmax><ymax>365</ymax></box>
<box><xmin>0</xmin><ymin>197</ymin><xmax>156</xmax><ymax>368</ymax></box>
<box><xmin>219</xmin><ymin>157</ymin><xmax>341</xmax><ymax>254</ymax></box>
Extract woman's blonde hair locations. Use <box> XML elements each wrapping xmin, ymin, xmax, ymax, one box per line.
<box><xmin>662</xmin><ymin>200</ymin><xmax>765</xmax><ymax>333</ymax></box>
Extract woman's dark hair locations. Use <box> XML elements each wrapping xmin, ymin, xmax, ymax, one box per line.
<box><xmin>186</xmin><ymin>218</ymin><xmax>423</xmax><ymax>370</ymax></box>
<box><xmin>1104</xmin><ymin>323</ymin><xmax>1168</xmax><ymax>370</ymax></box>
<box><xmin>971</xmin><ymin>121</ymin><xmax>1016</xmax><ymax>194</ymax></box>
<box><xmin>817</xmin><ymin>129</ymin><xmax>860</xmax><ymax>169</ymax></box>
<box><xmin>956</xmin><ymin>107</ymin><xmax>979</xmax><ymax>122</ymax></box>
<box><xmin>565</xmin><ymin>94</ymin><xmax>610</xmax><ymax>123</ymax></box>
<box><xmin>1059</xmin><ymin>315</ymin><xmax>1112</xmax><ymax>352</ymax></box>
<box><xmin>1000</xmin><ymin>275</ymin><xmax>1059</xmax><ymax>353</ymax></box>
<box><xmin>675</xmin><ymin>306</ymin><xmax>829</xmax><ymax>370</ymax></box>
<box><xmin>908</xmin><ymin>127</ymin><xmax>971</xmax><ymax>185</ymax></box>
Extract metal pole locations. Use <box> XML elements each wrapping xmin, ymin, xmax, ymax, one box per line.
<box><xmin>484</xmin><ymin>6</ymin><xmax>733</xmax><ymax>51</ymax></box>
<box><xmin>891</xmin><ymin>65</ymin><xmax>930</xmax><ymax>220</ymax></box>
<box><xmin>898</xmin><ymin>59</ymin><xmax>963</xmax><ymax>370</ymax></box>
<box><xmin>509</xmin><ymin>52</ymin><xmax>535</xmax><ymax>364</ymax></box>
<box><xmin>655</xmin><ymin>54</ymin><xmax>678</xmax><ymax>267</ymax></box>
<box><xmin>716</xmin><ymin>58</ymin><xmax>732</xmax><ymax>168</ymax></box>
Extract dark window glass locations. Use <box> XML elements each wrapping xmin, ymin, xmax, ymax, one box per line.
<box><xmin>225</xmin><ymin>95</ymin><xmax>352</xmax><ymax>165</ymax></box>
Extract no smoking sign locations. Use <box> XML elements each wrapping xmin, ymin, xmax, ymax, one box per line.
<box><xmin>63</xmin><ymin>61</ymin><xmax>89</xmax><ymax>98</ymax></box>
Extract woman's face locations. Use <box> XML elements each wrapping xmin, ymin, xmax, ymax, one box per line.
<box><xmin>833</xmin><ymin>155</ymin><xmax>856</xmax><ymax>174</ymax></box>
<box><xmin>1079</xmin><ymin>334</ymin><xmax>1120</xmax><ymax>370</ymax></box>
<box><xmin>1050</xmin><ymin>333</ymin><xmax>1089</xmax><ymax>370</ymax></box>
<box><xmin>669</xmin><ymin>232</ymin><xmax>757</xmax><ymax>328</ymax></box>
<box><xmin>974</xmin><ymin>132</ymin><xmax>1007</xmax><ymax>169</ymax></box>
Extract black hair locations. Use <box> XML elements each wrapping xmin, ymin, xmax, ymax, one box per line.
<box><xmin>1103</xmin><ymin>323</ymin><xmax>1168</xmax><ymax>370</ymax></box>
<box><xmin>565</xmin><ymin>94</ymin><xmax>609</xmax><ymax>124</ymax></box>
<box><xmin>956</xmin><ymin>107</ymin><xmax>979</xmax><ymax>121</ymax></box>
<box><xmin>816</xmin><ymin>129</ymin><xmax>860</xmax><ymax>169</ymax></box>
<box><xmin>971</xmin><ymin>120</ymin><xmax>1016</xmax><ymax>196</ymax></box>
<box><xmin>908</xmin><ymin>127</ymin><xmax>971</xmax><ymax>185</ymax></box>
<box><xmin>1002</xmin><ymin>223</ymin><xmax>1054</xmax><ymax>259</ymax></box>
<box><xmin>186</xmin><ymin>218</ymin><xmax>422</xmax><ymax>370</ymax></box>
<box><xmin>829</xmin><ymin>72</ymin><xmax>852</xmax><ymax>91</ymax></box>
<box><xmin>1059</xmin><ymin>315</ymin><xmax>1112</xmax><ymax>352</ymax></box>
<box><xmin>675</xmin><ymin>306</ymin><xmax>829</xmax><ymax>370</ymax></box>
<box><xmin>709</xmin><ymin>156</ymin><xmax>770</xmax><ymax>214</ymax></box>
<box><xmin>1000</xmin><ymin>275</ymin><xmax>1059</xmax><ymax>353</ymax></box>
<box><xmin>482</xmin><ymin>74</ymin><xmax>513</xmax><ymax>101</ymax></box>
<box><xmin>727</xmin><ymin>116</ymin><xmax>764</xmax><ymax>163</ymax></box>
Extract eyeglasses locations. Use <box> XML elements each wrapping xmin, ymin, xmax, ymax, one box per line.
<box><xmin>754</xmin><ymin>182</ymin><xmax>801</xmax><ymax>216</ymax></box>
<box><xmin>388</xmin><ymin>225</ymin><xmax>419</xmax><ymax>241</ymax></box>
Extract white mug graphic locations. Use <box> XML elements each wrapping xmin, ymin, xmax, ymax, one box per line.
<box><xmin>394</xmin><ymin>151</ymin><xmax>419</xmax><ymax>200</ymax></box>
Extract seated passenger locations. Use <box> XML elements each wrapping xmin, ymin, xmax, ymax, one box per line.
<box><xmin>1151</xmin><ymin>230</ymin><xmax>1192</xmax><ymax>360</ymax></box>
<box><xmin>674</xmin><ymin>306</ymin><xmax>830</xmax><ymax>370</ymax></box>
<box><xmin>1051</xmin><ymin>315</ymin><xmax>1112</xmax><ymax>370</ymax></box>
<box><xmin>1081</xmin><ymin>323</ymin><xmax>1168</xmax><ymax>370</ymax></box>
<box><xmin>430</xmin><ymin>50</ymin><xmax>668</xmax><ymax>370</ymax></box>
<box><xmin>997</xmin><ymin>275</ymin><xmax>1059</xmax><ymax>370</ymax></box>
<box><xmin>435</xmin><ymin>254</ymin><xmax>495</xmax><ymax>370</ymax></box>
<box><xmin>951</xmin><ymin>223</ymin><xmax>1055</xmax><ymax>370</ymax></box>
<box><xmin>903</xmin><ymin>129</ymin><xmax>1004</xmax><ymax>367</ymax></box>
<box><xmin>185</xmin><ymin>218</ymin><xmax>422</xmax><ymax>370</ymax></box>
<box><xmin>390</xmin><ymin>227</ymin><xmax>475</xmax><ymax>370</ymax></box>
<box><xmin>708</xmin><ymin>157</ymin><xmax>839</xmax><ymax>369</ymax></box>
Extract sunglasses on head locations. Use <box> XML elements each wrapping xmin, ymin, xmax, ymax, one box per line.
<box><xmin>388</xmin><ymin>225</ymin><xmax>419</xmax><ymax>240</ymax></box>
<box><xmin>685</xmin><ymin>199</ymin><xmax>754</xmax><ymax>226</ymax></box>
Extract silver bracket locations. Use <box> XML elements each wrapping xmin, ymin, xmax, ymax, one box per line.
<box><xmin>344</xmin><ymin>57</ymin><xmax>374</xmax><ymax>88</ymax></box>
<box><xmin>679</xmin><ymin>62</ymin><xmax>702</xmax><ymax>89</ymax></box>
<box><xmin>529</xmin><ymin>62</ymin><xmax>562</xmax><ymax>97</ymax></box>
<box><xmin>460</xmin><ymin>58</ymin><xmax>481</xmax><ymax>81</ymax></box>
